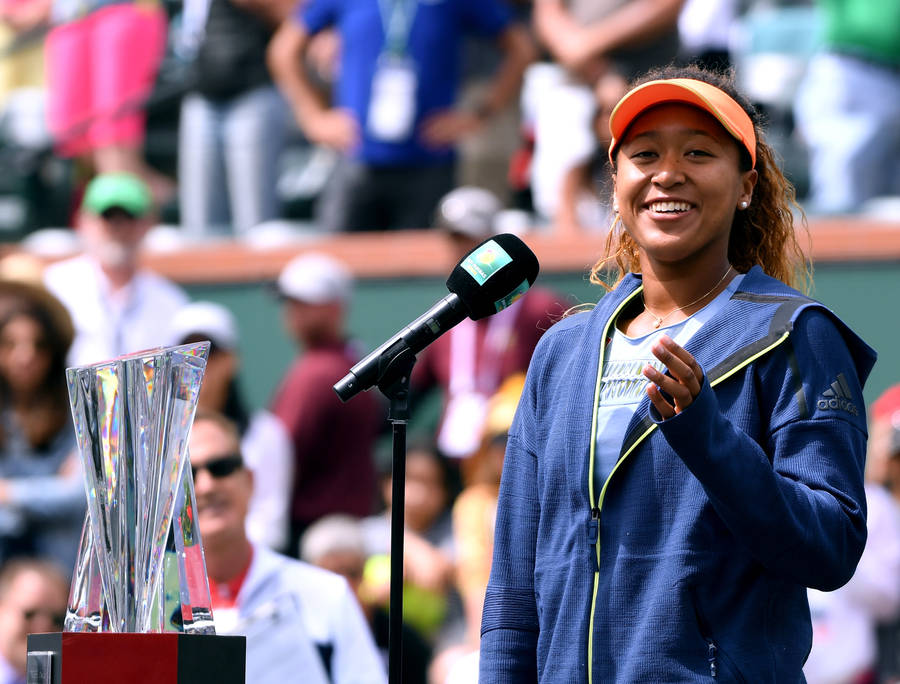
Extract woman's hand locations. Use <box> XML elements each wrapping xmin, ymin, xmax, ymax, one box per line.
<box><xmin>643</xmin><ymin>334</ymin><xmax>704</xmax><ymax>419</ymax></box>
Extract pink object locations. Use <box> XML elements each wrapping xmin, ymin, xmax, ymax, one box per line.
<box><xmin>873</xmin><ymin>384</ymin><xmax>900</xmax><ymax>420</ymax></box>
<box><xmin>45</xmin><ymin>3</ymin><xmax>167</xmax><ymax>157</ymax></box>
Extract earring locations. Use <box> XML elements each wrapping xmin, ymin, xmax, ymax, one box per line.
<box><xmin>613</xmin><ymin>203</ymin><xmax>619</xmax><ymax>214</ymax></box>
<box><xmin>739</xmin><ymin>201</ymin><xmax>749</xmax><ymax>209</ymax></box>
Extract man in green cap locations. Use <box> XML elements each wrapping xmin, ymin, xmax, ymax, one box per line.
<box><xmin>43</xmin><ymin>172</ymin><xmax>188</xmax><ymax>366</ymax></box>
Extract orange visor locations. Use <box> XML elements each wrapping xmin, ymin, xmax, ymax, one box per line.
<box><xmin>608</xmin><ymin>78</ymin><xmax>757</xmax><ymax>168</ymax></box>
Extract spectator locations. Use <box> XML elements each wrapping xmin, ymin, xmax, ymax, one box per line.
<box><xmin>301</xmin><ymin>514</ymin><xmax>432</xmax><ymax>684</ymax></box>
<box><xmin>178</xmin><ymin>0</ymin><xmax>296</xmax><ymax>236</ymax></box>
<box><xmin>454</xmin><ymin>373</ymin><xmax>523</xmax><ymax>643</ymax></box>
<box><xmin>0</xmin><ymin>274</ymin><xmax>83</xmax><ymax>571</ymax></box>
<box><xmin>554</xmin><ymin>70</ymin><xmax>627</xmax><ymax>236</ymax></box>
<box><xmin>430</xmin><ymin>373</ymin><xmax>525</xmax><ymax>684</ymax></box>
<box><xmin>865</xmin><ymin>384</ymin><xmax>900</xmax><ymax>682</ymax></box>
<box><xmin>43</xmin><ymin>0</ymin><xmax>172</xmax><ymax>203</ymax></box>
<box><xmin>171</xmin><ymin>301</ymin><xmax>293</xmax><ymax>552</ymax></box>
<box><xmin>0</xmin><ymin>558</ymin><xmax>67</xmax><ymax>684</ymax></box>
<box><xmin>42</xmin><ymin>172</ymin><xmax>188</xmax><ymax>366</ymax></box>
<box><xmin>804</xmin><ymin>478</ymin><xmax>900</xmax><ymax>684</ymax></box>
<box><xmin>527</xmin><ymin>0</ymin><xmax>683</xmax><ymax>221</ymax></box>
<box><xmin>267</xmin><ymin>0</ymin><xmax>534</xmax><ymax>231</ymax></box>
<box><xmin>361</xmin><ymin>442</ymin><xmax>458</xmax><ymax>645</ymax></box>
<box><xmin>270</xmin><ymin>252</ymin><xmax>380</xmax><ymax>552</ymax></box>
<box><xmin>0</xmin><ymin>0</ymin><xmax>49</xmax><ymax>108</ymax></box>
<box><xmin>804</xmin><ymin>383</ymin><xmax>900</xmax><ymax>684</ymax></box>
<box><xmin>190</xmin><ymin>410</ymin><xmax>385</xmax><ymax>684</ymax></box>
<box><xmin>864</xmin><ymin>383</ymin><xmax>900</xmax><ymax>498</ymax></box>
<box><xmin>676</xmin><ymin>0</ymin><xmax>737</xmax><ymax>74</ymax></box>
<box><xmin>412</xmin><ymin>186</ymin><xmax>566</xmax><ymax>466</ymax></box>
<box><xmin>534</xmin><ymin>0</ymin><xmax>682</xmax><ymax>82</ymax></box>
<box><xmin>794</xmin><ymin>0</ymin><xmax>900</xmax><ymax>215</ymax></box>
<box><xmin>0</xmin><ymin>1</ymin><xmax>66</xmax><ymax>235</ymax></box>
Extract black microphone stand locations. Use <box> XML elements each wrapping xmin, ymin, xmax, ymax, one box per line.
<box><xmin>373</xmin><ymin>342</ymin><xmax>418</xmax><ymax>684</ymax></box>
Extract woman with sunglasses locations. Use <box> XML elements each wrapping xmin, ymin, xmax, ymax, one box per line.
<box><xmin>479</xmin><ymin>64</ymin><xmax>877</xmax><ymax>683</ymax></box>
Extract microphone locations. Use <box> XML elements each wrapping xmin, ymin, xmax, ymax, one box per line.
<box><xmin>333</xmin><ymin>233</ymin><xmax>540</xmax><ymax>402</ymax></box>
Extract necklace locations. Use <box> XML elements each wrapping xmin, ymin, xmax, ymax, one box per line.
<box><xmin>643</xmin><ymin>265</ymin><xmax>734</xmax><ymax>329</ymax></box>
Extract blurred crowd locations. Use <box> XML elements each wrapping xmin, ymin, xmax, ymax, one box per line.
<box><xmin>0</xmin><ymin>173</ymin><xmax>568</xmax><ymax>682</ymax></box>
<box><xmin>0</xmin><ymin>0</ymin><xmax>895</xmax><ymax>683</ymax></box>
<box><xmin>0</xmin><ymin>0</ymin><xmax>894</xmax><ymax>242</ymax></box>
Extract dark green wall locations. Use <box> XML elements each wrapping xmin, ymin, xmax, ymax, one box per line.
<box><xmin>186</xmin><ymin>261</ymin><xmax>900</xmax><ymax>414</ymax></box>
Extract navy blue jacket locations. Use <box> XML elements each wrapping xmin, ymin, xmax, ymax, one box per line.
<box><xmin>480</xmin><ymin>266</ymin><xmax>877</xmax><ymax>683</ymax></box>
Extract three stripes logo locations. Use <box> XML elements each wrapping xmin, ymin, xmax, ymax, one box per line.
<box><xmin>817</xmin><ymin>373</ymin><xmax>859</xmax><ymax>416</ymax></box>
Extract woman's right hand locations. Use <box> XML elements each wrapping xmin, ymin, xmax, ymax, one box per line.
<box><xmin>643</xmin><ymin>334</ymin><xmax>705</xmax><ymax>419</ymax></box>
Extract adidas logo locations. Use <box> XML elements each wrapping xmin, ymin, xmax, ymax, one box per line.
<box><xmin>817</xmin><ymin>373</ymin><xmax>859</xmax><ymax>416</ymax></box>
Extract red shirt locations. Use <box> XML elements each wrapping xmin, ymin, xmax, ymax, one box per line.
<box><xmin>208</xmin><ymin>549</ymin><xmax>254</xmax><ymax>611</ymax></box>
<box><xmin>270</xmin><ymin>341</ymin><xmax>380</xmax><ymax>526</ymax></box>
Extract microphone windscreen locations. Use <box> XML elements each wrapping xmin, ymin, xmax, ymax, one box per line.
<box><xmin>446</xmin><ymin>233</ymin><xmax>540</xmax><ymax>320</ymax></box>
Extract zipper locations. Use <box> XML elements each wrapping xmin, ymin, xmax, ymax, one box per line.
<box><xmin>586</xmin><ymin>287</ymin><xmax>643</xmax><ymax>684</ymax></box>
<box><xmin>587</xmin><ymin>507</ymin><xmax>600</xmax><ymax>572</ymax></box>
<box><xmin>693</xmin><ymin>592</ymin><xmax>720</xmax><ymax>679</ymax></box>
<box><xmin>706</xmin><ymin>640</ymin><xmax>718</xmax><ymax>678</ymax></box>
<box><xmin>584</xmin><ymin>288</ymin><xmax>794</xmax><ymax>684</ymax></box>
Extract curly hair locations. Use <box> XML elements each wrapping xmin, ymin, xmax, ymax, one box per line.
<box><xmin>590</xmin><ymin>64</ymin><xmax>811</xmax><ymax>293</ymax></box>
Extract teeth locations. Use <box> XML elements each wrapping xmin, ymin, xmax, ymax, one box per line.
<box><xmin>649</xmin><ymin>201</ymin><xmax>691</xmax><ymax>213</ymax></box>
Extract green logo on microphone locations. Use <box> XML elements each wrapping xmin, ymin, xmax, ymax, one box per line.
<box><xmin>460</xmin><ymin>240</ymin><xmax>512</xmax><ymax>285</ymax></box>
<box><xmin>494</xmin><ymin>280</ymin><xmax>529</xmax><ymax>312</ymax></box>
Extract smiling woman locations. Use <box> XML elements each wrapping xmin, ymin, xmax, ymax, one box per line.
<box><xmin>598</xmin><ymin>69</ymin><xmax>807</xmax><ymax>293</ymax></box>
<box><xmin>479</xmin><ymin>65</ymin><xmax>878</xmax><ymax>683</ymax></box>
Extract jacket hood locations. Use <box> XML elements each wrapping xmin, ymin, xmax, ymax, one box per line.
<box><xmin>588</xmin><ymin>265</ymin><xmax>877</xmax><ymax>388</ymax></box>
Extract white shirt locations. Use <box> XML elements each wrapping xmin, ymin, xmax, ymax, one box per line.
<box><xmin>43</xmin><ymin>255</ymin><xmax>189</xmax><ymax>367</ymax></box>
<box><xmin>243</xmin><ymin>411</ymin><xmax>294</xmax><ymax>552</ymax></box>
<box><xmin>0</xmin><ymin>654</ymin><xmax>22</xmax><ymax>684</ymax></box>
<box><xmin>216</xmin><ymin>546</ymin><xmax>386</xmax><ymax>684</ymax></box>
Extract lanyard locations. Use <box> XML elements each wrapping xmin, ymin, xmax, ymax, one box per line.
<box><xmin>377</xmin><ymin>0</ymin><xmax>418</xmax><ymax>56</ymax></box>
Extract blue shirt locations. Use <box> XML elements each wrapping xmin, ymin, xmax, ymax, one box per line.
<box><xmin>298</xmin><ymin>0</ymin><xmax>511</xmax><ymax>165</ymax></box>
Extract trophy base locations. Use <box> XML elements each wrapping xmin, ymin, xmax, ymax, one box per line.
<box><xmin>26</xmin><ymin>632</ymin><xmax>245</xmax><ymax>684</ymax></box>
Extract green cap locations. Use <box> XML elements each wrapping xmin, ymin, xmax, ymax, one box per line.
<box><xmin>82</xmin><ymin>173</ymin><xmax>152</xmax><ymax>218</ymax></box>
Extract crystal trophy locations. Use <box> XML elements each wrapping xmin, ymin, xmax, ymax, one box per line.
<box><xmin>63</xmin><ymin>343</ymin><xmax>214</xmax><ymax>635</ymax></box>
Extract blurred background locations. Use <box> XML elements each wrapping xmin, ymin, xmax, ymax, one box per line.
<box><xmin>0</xmin><ymin>0</ymin><xmax>897</xmax><ymax>681</ymax></box>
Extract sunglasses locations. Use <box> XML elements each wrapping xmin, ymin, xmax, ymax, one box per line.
<box><xmin>191</xmin><ymin>454</ymin><xmax>244</xmax><ymax>480</ymax></box>
<box><xmin>22</xmin><ymin>608</ymin><xmax>65</xmax><ymax>626</ymax></box>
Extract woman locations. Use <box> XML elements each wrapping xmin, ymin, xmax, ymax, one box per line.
<box><xmin>170</xmin><ymin>300</ymin><xmax>293</xmax><ymax>552</ymax></box>
<box><xmin>480</xmin><ymin>65</ymin><xmax>877</xmax><ymax>683</ymax></box>
<box><xmin>0</xmin><ymin>279</ymin><xmax>83</xmax><ymax>571</ymax></box>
